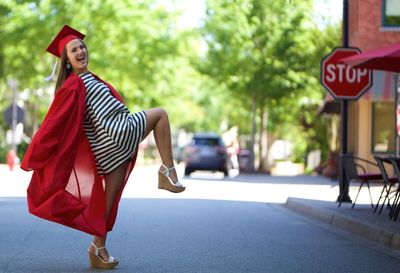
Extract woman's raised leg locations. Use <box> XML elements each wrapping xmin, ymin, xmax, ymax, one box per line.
<box><xmin>142</xmin><ymin>108</ymin><xmax>183</xmax><ymax>190</ymax></box>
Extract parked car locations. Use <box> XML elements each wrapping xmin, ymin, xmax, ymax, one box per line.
<box><xmin>183</xmin><ymin>133</ymin><xmax>229</xmax><ymax>177</ymax></box>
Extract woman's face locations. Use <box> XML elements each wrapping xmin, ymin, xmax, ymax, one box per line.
<box><xmin>66</xmin><ymin>39</ymin><xmax>88</xmax><ymax>74</ymax></box>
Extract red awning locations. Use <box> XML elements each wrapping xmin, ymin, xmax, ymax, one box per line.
<box><xmin>340</xmin><ymin>43</ymin><xmax>400</xmax><ymax>73</ymax></box>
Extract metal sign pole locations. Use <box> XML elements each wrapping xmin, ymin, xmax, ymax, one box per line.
<box><xmin>395</xmin><ymin>73</ymin><xmax>399</xmax><ymax>157</ymax></box>
<box><xmin>338</xmin><ymin>0</ymin><xmax>352</xmax><ymax>203</ymax></box>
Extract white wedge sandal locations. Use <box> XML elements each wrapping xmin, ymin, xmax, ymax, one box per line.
<box><xmin>87</xmin><ymin>242</ymin><xmax>119</xmax><ymax>269</ymax></box>
<box><xmin>158</xmin><ymin>164</ymin><xmax>185</xmax><ymax>193</ymax></box>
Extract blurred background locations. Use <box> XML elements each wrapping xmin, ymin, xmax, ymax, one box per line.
<box><xmin>0</xmin><ymin>0</ymin><xmax>341</xmax><ymax>176</ymax></box>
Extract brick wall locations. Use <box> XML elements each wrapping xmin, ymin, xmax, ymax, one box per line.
<box><xmin>349</xmin><ymin>0</ymin><xmax>400</xmax><ymax>50</ymax></box>
<box><xmin>346</xmin><ymin>0</ymin><xmax>400</xmax><ymax>169</ymax></box>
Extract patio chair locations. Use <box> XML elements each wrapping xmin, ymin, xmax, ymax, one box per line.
<box><xmin>339</xmin><ymin>154</ymin><xmax>383</xmax><ymax>209</ymax></box>
<box><xmin>388</xmin><ymin>158</ymin><xmax>400</xmax><ymax>221</ymax></box>
<box><xmin>373</xmin><ymin>156</ymin><xmax>398</xmax><ymax>214</ymax></box>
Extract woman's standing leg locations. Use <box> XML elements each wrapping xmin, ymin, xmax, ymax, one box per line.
<box><xmin>89</xmin><ymin>161</ymin><xmax>129</xmax><ymax>261</ymax></box>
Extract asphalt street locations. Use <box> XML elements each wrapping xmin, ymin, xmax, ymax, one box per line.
<box><xmin>1</xmin><ymin>164</ymin><xmax>400</xmax><ymax>273</ymax></box>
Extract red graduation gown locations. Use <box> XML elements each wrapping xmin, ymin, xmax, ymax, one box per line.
<box><xmin>21</xmin><ymin>72</ymin><xmax>137</xmax><ymax>237</ymax></box>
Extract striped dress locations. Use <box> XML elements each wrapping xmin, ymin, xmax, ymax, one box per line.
<box><xmin>79</xmin><ymin>72</ymin><xmax>147</xmax><ymax>175</ymax></box>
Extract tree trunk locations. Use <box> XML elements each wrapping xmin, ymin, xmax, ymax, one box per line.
<box><xmin>33</xmin><ymin>101</ymin><xmax>38</xmax><ymax>134</ymax></box>
<box><xmin>249</xmin><ymin>91</ymin><xmax>257</xmax><ymax>172</ymax></box>
<box><xmin>330</xmin><ymin>115</ymin><xmax>340</xmax><ymax>152</ymax></box>
<box><xmin>258</xmin><ymin>104</ymin><xmax>269</xmax><ymax>172</ymax></box>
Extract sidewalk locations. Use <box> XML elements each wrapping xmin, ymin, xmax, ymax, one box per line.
<box><xmin>284</xmin><ymin>196</ymin><xmax>400</xmax><ymax>251</ymax></box>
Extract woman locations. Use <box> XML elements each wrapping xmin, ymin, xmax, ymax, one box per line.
<box><xmin>21</xmin><ymin>25</ymin><xmax>185</xmax><ymax>269</ymax></box>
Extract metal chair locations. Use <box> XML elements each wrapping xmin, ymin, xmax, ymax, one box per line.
<box><xmin>373</xmin><ymin>156</ymin><xmax>398</xmax><ymax>214</ymax></box>
<box><xmin>388</xmin><ymin>158</ymin><xmax>400</xmax><ymax>221</ymax></box>
<box><xmin>339</xmin><ymin>154</ymin><xmax>383</xmax><ymax>209</ymax></box>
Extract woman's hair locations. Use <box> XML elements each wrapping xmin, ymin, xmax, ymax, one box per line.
<box><xmin>54</xmin><ymin>39</ymin><xmax>88</xmax><ymax>93</ymax></box>
<box><xmin>54</xmin><ymin>47</ymin><xmax>70</xmax><ymax>93</ymax></box>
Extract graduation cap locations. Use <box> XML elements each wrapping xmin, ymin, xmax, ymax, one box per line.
<box><xmin>46</xmin><ymin>25</ymin><xmax>86</xmax><ymax>58</ymax></box>
<box><xmin>45</xmin><ymin>25</ymin><xmax>86</xmax><ymax>81</ymax></box>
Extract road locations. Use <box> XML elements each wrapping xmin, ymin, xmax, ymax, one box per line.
<box><xmin>1</xmin><ymin>164</ymin><xmax>400</xmax><ymax>272</ymax></box>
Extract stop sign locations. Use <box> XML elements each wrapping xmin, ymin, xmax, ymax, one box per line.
<box><xmin>321</xmin><ymin>47</ymin><xmax>373</xmax><ymax>99</ymax></box>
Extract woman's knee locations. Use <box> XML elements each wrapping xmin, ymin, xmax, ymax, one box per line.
<box><xmin>157</xmin><ymin>107</ymin><xmax>168</xmax><ymax>118</ymax></box>
<box><xmin>151</xmin><ymin>107</ymin><xmax>168</xmax><ymax>121</ymax></box>
<box><xmin>143</xmin><ymin>108</ymin><xmax>169</xmax><ymax>136</ymax></box>
<box><xmin>146</xmin><ymin>107</ymin><xmax>167</xmax><ymax>118</ymax></box>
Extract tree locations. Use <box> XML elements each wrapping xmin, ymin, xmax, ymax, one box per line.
<box><xmin>201</xmin><ymin>0</ymin><xmax>323</xmax><ymax>171</ymax></box>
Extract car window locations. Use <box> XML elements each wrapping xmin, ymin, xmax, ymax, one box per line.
<box><xmin>193</xmin><ymin>137</ymin><xmax>220</xmax><ymax>146</ymax></box>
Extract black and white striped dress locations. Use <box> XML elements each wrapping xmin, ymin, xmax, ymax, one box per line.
<box><xmin>79</xmin><ymin>72</ymin><xmax>147</xmax><ymax>175</ymax></box>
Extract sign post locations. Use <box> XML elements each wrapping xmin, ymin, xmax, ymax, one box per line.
<box><xmin>320</xmin><ymin>47</ymin><xmax>373</xmax><ymax>203</ymax></box>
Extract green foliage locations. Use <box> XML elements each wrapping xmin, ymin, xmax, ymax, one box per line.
<box><xmin>0</xmin><ymin>1</ymin><xmax>213</xmax><ymax>131</ymax></box>
<box><xmin>0</xmin><ymin>0</ymin><xmax>341</xmax><ymax>166</ymax></box>
<box><xmin>200</xmin><ymin>0</ymin><xmax>341</xmax><ymax>166</ymax></box>
<box><xmin>201</xmin><ymin>0</ymin><xmax>317</xmax><ymax>123</ymax></box>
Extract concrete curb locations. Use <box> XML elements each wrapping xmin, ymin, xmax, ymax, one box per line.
<box><xmin>284</xmin><ymin>197</ymin><xmax>400</xmax><ymax>251</ymax></box>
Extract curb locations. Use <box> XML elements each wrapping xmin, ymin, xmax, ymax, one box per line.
<box><xmin>284</xmin><ymin>197</ymin><xmax>400</xmax><ymax>251</ymax></box>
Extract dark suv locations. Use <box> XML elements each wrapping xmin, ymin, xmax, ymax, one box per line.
<box><xmin>183</xmin><ymin>133</ymin><xmax>229</xmax><ymax>177</ymax></box>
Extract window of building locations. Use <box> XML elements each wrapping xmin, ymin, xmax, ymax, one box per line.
<box><xmin>383</xmin><ymin>0</ymin><xmax>400</xmax><ymax>27</ymax></box>
<box><xmin>372</xmin><ymin>102</ymin><xmax>395</xmax><ymax>153</ymax></box>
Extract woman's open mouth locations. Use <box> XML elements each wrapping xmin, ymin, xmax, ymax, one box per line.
<box><xmin>77</xmin><ymin>56</ymin><xmax>86</xmax><ymax>63</ymax></box>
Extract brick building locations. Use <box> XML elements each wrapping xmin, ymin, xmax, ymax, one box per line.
<box><xmin>343</xmin><ymin>0</ymin><xmax>400</xmax><ymax>167</ymax></box>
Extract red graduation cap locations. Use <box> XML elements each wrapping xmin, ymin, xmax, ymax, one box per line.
<box><xmin>46</xmin><ymin>25</ymin><xmax>86</xmax><ymax>58</ymax></box>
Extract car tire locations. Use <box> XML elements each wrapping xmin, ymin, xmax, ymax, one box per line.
<box><xmin>184</xmin><ymin>168</ymin><xmax>192</xmax><ymax>176</ymax></box>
